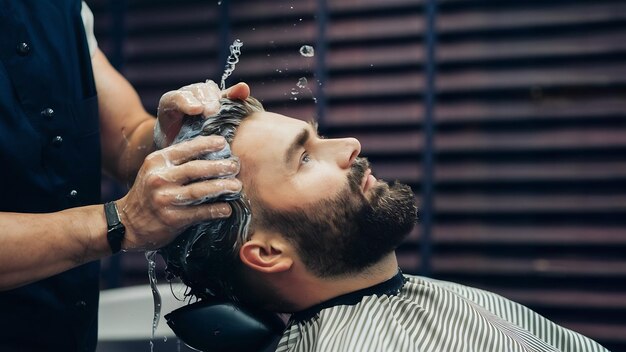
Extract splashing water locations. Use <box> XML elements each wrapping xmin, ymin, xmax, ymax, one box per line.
<box><xmin>220</xmin><ymin>39</ymin><xmax>244</xmax><ymax>90</ymax></box>
<box><xmin>297</xmin><ymin>77</ymin><xmax>308</xmax><ymax>88</ymax></box>
<box><xmin>299</xmin><ymin>45</ymin><xmax>314</xmax><ymax>57</ymax></box>
<box><xmin>297</xmin><ymin>47</ymin><xmax>314</xmax><ymax>101</ymax></box>
<box><xmin>146</xmin><ymin>250</ymin><xmax>162</xmax><ymax>352</ymax></box>
<box><xmin>294</xmin><ymin>77</ymin><xmax>317</xmax><ymax>103</ymax></box>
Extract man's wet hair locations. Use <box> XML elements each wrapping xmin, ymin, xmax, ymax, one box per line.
<box><xmin>158</xmin><ymin>97</ymin><xmax>263</xmax><ymax>301</ymax></box>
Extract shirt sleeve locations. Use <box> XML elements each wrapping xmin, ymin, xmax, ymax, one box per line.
<box><xmin>80</xmin><ymin>1</ymin><xmax>98</xmax><ymax>58</ymax></box>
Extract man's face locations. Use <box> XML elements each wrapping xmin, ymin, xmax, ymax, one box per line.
<box><xmin>232</xmin><ymin>111</ymin><xmax>363</xmax><ymax>210</ymax></box>
<box><xmin>231</xmin><ymin>111</ymin><xmax>417</xmax><ymax>276</ymax></box>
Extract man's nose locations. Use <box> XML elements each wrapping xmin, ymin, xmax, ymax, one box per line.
<box><xmin>333</xmin><ymin>137</ymin><xmax>361</xmax><ymax>169</ymax></box>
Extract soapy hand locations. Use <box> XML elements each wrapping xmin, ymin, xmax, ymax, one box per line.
<box><xmin>115</xmin><ymin>135</ymin><xmax>242</xmax><ymax>251</ymax></box>
<box><xmin>154</xmin><ymin>80</ymin><xmax>250</xmax><ymax>148</ymax></box>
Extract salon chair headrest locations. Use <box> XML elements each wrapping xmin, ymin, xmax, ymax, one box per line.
<box><xmin>165</xmin><ymin>298</ymin><xmax>286</xmax><ymax>352</ymax></box>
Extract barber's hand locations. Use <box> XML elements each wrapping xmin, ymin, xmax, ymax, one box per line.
<box><xmin>154</xmin><ymin>80</ymin><xmax>250</xmax><ymax>148</ymax></box>
<box><xmin>115</xmin><ymin>135</ymin><xmax>242</xmax><ymax>251</ymax></box>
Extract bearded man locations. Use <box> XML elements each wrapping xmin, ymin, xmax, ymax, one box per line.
<box><xmin>160</xmin><ymin>96</ymin><xmax>609</xmax><ymax>352</ymax></box>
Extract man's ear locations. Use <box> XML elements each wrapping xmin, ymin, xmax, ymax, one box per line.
<box><xmin>239</xmin><ymin>235</ymin><xmax>293</xmax><ymax>274</ymax></box>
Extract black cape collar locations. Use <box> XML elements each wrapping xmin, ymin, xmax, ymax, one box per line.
<box><xmin>291</xmin><ymin>269</ymin><xmax>406</xmax><ymax>323</ymax></box>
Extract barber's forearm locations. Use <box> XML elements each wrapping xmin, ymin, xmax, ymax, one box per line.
<box><xmin>0</xmin><ymin>205</ymin><xmax>109</xmax><ymax>291</ymax></box>
<box><xmin>113</xmin><ymin>115</ymin><xmax>157</xmax><ymax>184</ymax></box>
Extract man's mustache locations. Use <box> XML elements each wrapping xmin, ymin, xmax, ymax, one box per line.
<box><xmin>348</xmin><ymin>157</ymin><xmax>371</xmax><ymax>190</ymax></box>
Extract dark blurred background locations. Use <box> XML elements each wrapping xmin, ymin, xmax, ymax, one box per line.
<box><xmin>88</xmin><ymin>0</ymin><xmax>626</xmax><ymax>350</ymax></box>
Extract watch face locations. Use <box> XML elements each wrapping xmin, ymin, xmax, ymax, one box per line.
<box><xmin>104</xmin><ymin>202</ymin><xmax>122</xmax><ymax>226</ymax></box>
<box><xmin>105</xmin><ymin>202</ymin><xmax>125</xmax><ymax>253</ymax></box>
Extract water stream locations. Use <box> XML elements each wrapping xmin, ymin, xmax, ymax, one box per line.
<box><xmin>146</xmin><ymin>250</ymin><xmax>162</xmax><ymax>352</ymax></box>
<box><xmin>220</xmin><ymin>39</ymin><xmax>244</xmax><ymax>90</ymax></box>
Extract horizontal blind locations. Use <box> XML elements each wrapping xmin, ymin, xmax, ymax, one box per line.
<box><xmin>432</xmin><ymin>1</ymin><xmax>626</xmax><ymax>351</ymax></box>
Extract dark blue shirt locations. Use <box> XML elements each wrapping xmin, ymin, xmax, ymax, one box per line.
<box><xmin>0</xmin><ymin>0</ymin><xmax>101</xmax><ymax>351</ymax></box>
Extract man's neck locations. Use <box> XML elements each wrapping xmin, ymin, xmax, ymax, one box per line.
<box><xmin>286</xmin><ymin>252</ymin><xmax>400</xmax><ymax>312</ymax></box>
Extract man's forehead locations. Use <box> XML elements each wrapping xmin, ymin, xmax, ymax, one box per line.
<box><xmin>232</xmin><ymin>111</ymin><xmax>306</xmax><ymax>173</ymax></box>
<box><xmin>234</xmin><ymin>111</ymin><xmax>310</xmax><ymax>145</ymax></box>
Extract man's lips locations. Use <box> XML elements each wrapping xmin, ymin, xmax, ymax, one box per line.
<box><xmin>361</xmin><ymin>169</ymin><xmax>377</xmax><ymax>193</ymax></box>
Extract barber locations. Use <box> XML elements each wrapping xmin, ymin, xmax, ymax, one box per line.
<box><xmin>0</xmin><ymin>1</ymin><xmax>247</xmax><ymax>351</ymax></box>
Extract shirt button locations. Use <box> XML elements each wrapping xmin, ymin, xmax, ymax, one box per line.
<box><xmin>69</xmin><ymin>190</ymin><xmax>78</xmax><ymax>198</ymax></box>
<box><xmin>16</xmin><ymin>42</ymin><xmax>30</xmax><ymax>56</ymax></box>
<box><xmin>75</xmin><ymin>300</ymin><xmax>86</xmax><ymax>309</ymax></box>
<box><xmin>41</xmin><ymin>108</ymin><xmax>55</xmax><ymax>118</ymax></box>
<box><xmin>52</xmin><ymin>135</ymin><xmax>63</xmax><ymax>147</ymax></box>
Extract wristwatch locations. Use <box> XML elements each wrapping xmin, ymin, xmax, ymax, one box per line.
<box><xmin>104</xmin><ymin>201</ymin><xmax>125</xmax><ymax>254</ymax></box>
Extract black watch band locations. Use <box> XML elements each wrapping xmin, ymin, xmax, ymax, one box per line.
<box><xmin>104</xmin><ymin>201</ymin><xmax>125</xmax><ymax>254</ymax></box>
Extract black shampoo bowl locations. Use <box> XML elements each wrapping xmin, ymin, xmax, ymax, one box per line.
<box><xmin>165</xmin><ymin>298</ymin><xmax>286</xmax><ymax>352</ymax></box>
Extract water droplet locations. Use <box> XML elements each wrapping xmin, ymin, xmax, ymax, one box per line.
<box><xmin>297</xmin><ymin>77</ymin><xmax>308</xmax><ymax>88</ymax></box>
<box><xmin>299</xmin><ymin>45</ymin><xmax>315</xmax><ymax>57</ymax></box>
<box><xmin>217</xmin><ymin>0</ymin><xmax>222</xmax><ymax>5</ymax></box>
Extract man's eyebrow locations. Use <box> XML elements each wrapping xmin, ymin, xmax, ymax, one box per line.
<box><xmin>285</xmin><ymin>128</ymin><xmax>310</xmax><ymax>165</ymax></box>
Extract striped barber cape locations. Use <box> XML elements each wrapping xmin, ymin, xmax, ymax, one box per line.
<box><xmin>275</xmin><ymin>271</ymin><xmax>609</xmax><ymax>352</ymax></box>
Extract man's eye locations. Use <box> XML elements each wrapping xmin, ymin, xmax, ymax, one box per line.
<box><xmin>300</xmin><ymin>153</ymin><xmax>311</xmax><ymax>164</ymax></box>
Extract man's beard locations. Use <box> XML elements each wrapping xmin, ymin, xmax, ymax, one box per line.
<box><xmin>254</xmin><ymin>157</ymin><xmax>418</xmax><ymax>277</ymax></box>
